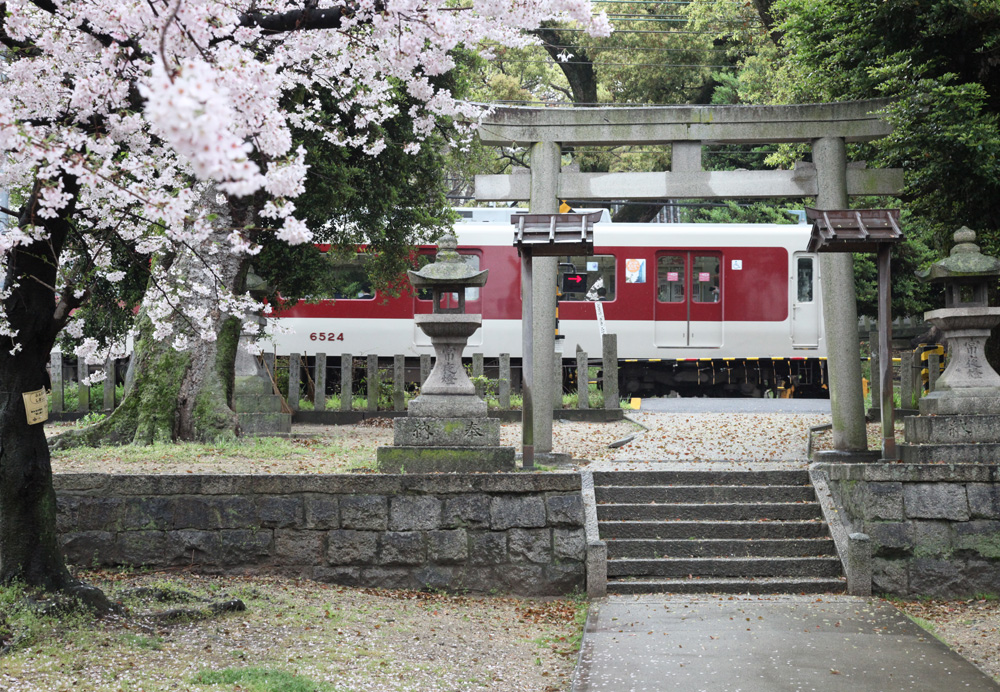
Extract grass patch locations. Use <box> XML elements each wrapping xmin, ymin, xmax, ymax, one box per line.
<box><xmin>0</xmin><ymin>581</ymin><xmax>99</xmax><ymax>656</ymax></box>
<box><xmin>192</xmin><ymin>667</ymin><xmax>345</xmax><ymax>692</ymax></box>
<box><xmin>50</xmin><ymin>435</ymin><xmax>379</xmax><ymax>473</ymax></box>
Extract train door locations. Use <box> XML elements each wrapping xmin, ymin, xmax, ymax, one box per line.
<box><xmin>413</xmin><ymin>250</ymin><xmax>484</xmax><ymax>347</ymax></box>
<box><xmin>654</xmin><ymin>252</ymin><xmax>723</xmax><ymax>348</ymax></box>
<box><xmin>689</xmin><ymin>253</ymin><xmax>723</xmax><ymax>347</ymax></box>
<box><xmin>791</xmin><ymin>252</ymin><xmax>820</xmax><ymax>348</ymax></box>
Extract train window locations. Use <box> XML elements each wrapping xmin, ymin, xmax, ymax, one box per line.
<box><xmin>414</xmin><ymin>252</ymin><xmax>481</xmax><ymax>302</ymax></box>
<box><xmin>657</xmin><ymin>255</ymin><xmax>685</xmax><ymax>303</ymax></box>
<box><xmin>692</xmin><ymin>255</ymin><xmax>720</xmax><ymax>303</ymax></box>
<box><xmin>316</xmin><ymin>252</ymin><xmax>374</xmax><ymax>300</ymax></box>
<box><xmin>557</xmin><ymin>255</ymin><xmax>616</xmax><ymax>301</ymax></box>
<box><xmin>797</xmin><ymin>257</ymin><xmax>814</xmax><ymax>302</ymax></box>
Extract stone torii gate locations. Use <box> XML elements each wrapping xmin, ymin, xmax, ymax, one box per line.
<box><xmin>474</xmin><ymin>99</ymin><xmax>903</xmax><ymax>458</ymax></box>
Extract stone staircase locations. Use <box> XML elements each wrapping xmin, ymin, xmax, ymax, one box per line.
<box><xmin>594</xmin><ymin>469</ymin><xmax>846</xmax><ymax>594</ymax></box>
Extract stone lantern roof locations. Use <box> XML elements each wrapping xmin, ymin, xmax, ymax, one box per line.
<box><xmin>916</xmin><ymin>227</ymin><xmax>1000</xmax><ymax>283</ymax></box>
<box><xmin>407</xmin><ymin>234</ymin><xmax>488</xmax><ymax>289</ymax></box>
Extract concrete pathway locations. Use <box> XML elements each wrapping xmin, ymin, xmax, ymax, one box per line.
<box><xmin>573</xmin><ymin>594</ymin><xmax>1000</xmax><ymax>691</ymax></box>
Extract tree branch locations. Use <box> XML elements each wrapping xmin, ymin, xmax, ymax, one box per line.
<box><xmin>237</xmin><ymin>3</ymin><xmax>382</xmax><ymax>35</ymax></box>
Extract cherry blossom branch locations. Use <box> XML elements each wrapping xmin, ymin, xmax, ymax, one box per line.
<box><xmin>26</xmin><ymin>0</ymin><xmax>118</xmax><ymax>48</ymax></box>
<box><xmin>158</xmin><ymin>0</ymin><xmax>184</xmax><ymax>76</ymax></box>
<box><xmin>0</xmin><ymin>2</ymin><xmax>37</xmax><ymax>53</ymax></box>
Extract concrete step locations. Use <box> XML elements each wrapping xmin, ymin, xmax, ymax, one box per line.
<box><xmin>899</xmin><ymin>442</ymin><xmax>1000</xmax><ymax>464</ymax></box>
<box><xmin>606</xmin><ymin>556</ymin><xmax>843</xmax><ymax>579</ymax></box>
<box><xmin>597</xmin><ymin>502</ymin><xmax>823</xmax><ymax>522</ymax></box>
<box><xmin>606</xmin><ymin>538</ymin><xmax>837</xmax><ymax>560</ymax></box>
<box><xmin>593</xmin><ymin>470</ymin><xmax>810</xmax><ymax>487</ymax></box>
<box><xmin>606</xmin><ymin>576</ymin><xmax>846</xmax><ymax>595</ymax></box>
<box><xmin>596</xmin><ymin>484</ymin><xmax>815</xmax><ymax>505</ymax></box>
<box><xmin>599</xmin><ymin>520</ymin><xmax>829</xmax><ymax>540</ymax></box>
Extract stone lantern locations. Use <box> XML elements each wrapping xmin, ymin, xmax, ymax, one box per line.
<box><xmin>376</xmin><ymin>234</ymin><xmax>515</xmax><ymax>472</ymax></box>
<box><xmin>915</xmin><ymin>227</ymin><xmax>1000</xmax><ymax>415</ymax></box>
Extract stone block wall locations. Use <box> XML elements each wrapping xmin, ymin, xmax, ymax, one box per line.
<box><xmin>53</xmin><ymin>473</ymin><xmax>587</xmax><ymax>596</ymax></box>
<box><xmin>815</xmin><ymin>463</ymin><xmax>1000</xmax><ymax>598</ymax></box>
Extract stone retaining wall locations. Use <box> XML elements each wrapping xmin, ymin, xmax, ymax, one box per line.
<box><xmin>813</xmin><ymin>463</ymin><xmax>1000</xmax><ymax>598</ymax></box>
<box><xmin>53</xmin><ymin>473</ymin><xmax>586</xmax><ymax>596</ymax></box>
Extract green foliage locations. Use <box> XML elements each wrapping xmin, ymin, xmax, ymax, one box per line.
<box><xmin>50</xmin><ymin>381</ymin><xmax>125</xmax><ymax>414</ymax></box>
<box><xmin>682</xmin><ymin>200</ymin><xmax>797</xmax><ymax>225</ymax></box>
<box><xmin>192</xmin><ymin>667</ymin><xmax>344</xmax><ymax>692</ymax></box>
<box><xmin>76</xmin><ymin>411</ymin><xmax>108</xmax><ymax>427</ymax></box>
<box><xmin>692</xmin><ymin>0</ymin><xmax>1000</xmax><ymax>317</ymax></box>
<box><xmin>57</xmin><ymin>234</ymin><xmax>149</xmax><ymax>351</ymax></box>
<box><xmin>255</xmin><ymin>81</ymin><xmax>457</xmax><ymax>306</ymax></box>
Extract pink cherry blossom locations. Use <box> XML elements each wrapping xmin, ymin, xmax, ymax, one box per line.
<box><xmin>0</xmin><ymin>0</ymin><xmax>611</xmax><ymax>354</ymax></box>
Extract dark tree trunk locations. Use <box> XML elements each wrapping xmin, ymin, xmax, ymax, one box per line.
<box><xmin>534</xmin><ymin>27</ymin><xmax>599</xmax><ymax>105</ymax></box>
<box><xmin>0</xmin><ymin>325</ymin><xmax>70</xmax><ymax>589</ymax></box>
<box><xmin>0</xmin><ymin>177</ymin><xmax>109</xmax><ymax>608</ymax></box>
<box><xmin>611</xmin><ymin>204</ymin><xmax>661</xmax><ymax>223</ymax></box>
<box><xmin>751</xmin><ymin>0</ymin><xmax>784</xmax><ymax>46</ymax></box>
<box><xmin>0</xmin><ymin>180</ymin><xmax>77</xmax><ymax>588</ymax></box>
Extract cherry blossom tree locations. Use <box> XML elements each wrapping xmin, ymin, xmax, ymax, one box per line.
<box><xmin>0</xmin><ymin>0</ymin><xmax>609</xmax><ymax>598</ymax></box>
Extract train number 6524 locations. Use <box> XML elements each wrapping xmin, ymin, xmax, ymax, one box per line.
<box><xmin>309</xmin><ymin>332</ymin><xmax>344</xmax><ymax>341</ymax></box>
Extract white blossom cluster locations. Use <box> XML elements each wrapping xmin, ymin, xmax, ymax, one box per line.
<box><xmin>0</xmin><ymin>0</ymin><xmax>610</xmax><ymax>353</ymax></box>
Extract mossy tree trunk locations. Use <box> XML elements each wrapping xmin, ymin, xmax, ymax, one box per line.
<box><xmin>53</xmin><ymin>193</ymin><xmax>253</xmax><ymax>449</ymax></box>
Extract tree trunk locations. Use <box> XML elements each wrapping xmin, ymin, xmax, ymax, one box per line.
<box><xmin>0</xmin><ymin>324</ymin><xmax>71</xmax><ymax>589</ymax></box>
<box><xmin>751</xmin><ymin>0</ymin><xmax>784</xmax><ymax>46</ymax></box>
<box><xmin>52</xmin><ymin>192</ymin><xmax>250</xmax><ymax>449</ymax></box>
<box><xmin>535</xmin><ymin>27</ymin><xmax>599</xmax><ymax>105</ymax></box>
<box><xmin>0</xmin><ymin>178</ymin><xmax>111</xmax><ymax>608</ymax></box>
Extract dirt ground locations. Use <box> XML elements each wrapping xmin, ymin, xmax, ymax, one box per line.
<box><xmin>1</xmin><ymin>571</ymin><xmax>584</xmax><ymax>692</ymax></box>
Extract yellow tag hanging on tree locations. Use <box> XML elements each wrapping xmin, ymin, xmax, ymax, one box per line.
<box><xmin>23</xmin><ymin>388</ymin><xmax>48</xmax><ymax>425</ymax></box>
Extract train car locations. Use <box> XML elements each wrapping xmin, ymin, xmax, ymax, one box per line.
<box><xmin>267</xmin><ymin>217</ymin><xmax>828</xmax><ymax>398</ymax></box>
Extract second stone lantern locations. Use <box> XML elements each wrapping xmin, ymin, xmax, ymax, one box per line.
<box><xmin>376</xmin><ymin>234</ymin><xmax>516</xmax><ymax>472</ymax></box>
<box><xmin>916</xmin><ymin>227</ymin><xmax>1000</xmax><ymax>415</ymax></box>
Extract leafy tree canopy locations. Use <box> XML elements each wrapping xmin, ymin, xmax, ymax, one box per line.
<box><xmin>686</xmin><ymin>0</ymin><xmax>1000</xmax><ymax>317</ymax></box>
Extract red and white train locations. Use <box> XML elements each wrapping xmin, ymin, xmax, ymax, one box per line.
<box><xmin>268</xmin><ymin>210</ymin><xmax>829</xmax><ymax>397</ymax></box>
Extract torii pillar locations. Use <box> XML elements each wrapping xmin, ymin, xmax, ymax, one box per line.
<box><xmin>814</xmin><ymin>137</ymin><xmax>868</xmax><ymax>452</ymax></box>
<box><xmin>527</xmin><ymin>141</ymin><xmax>560</xmax><ymax>461</ymax></box>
